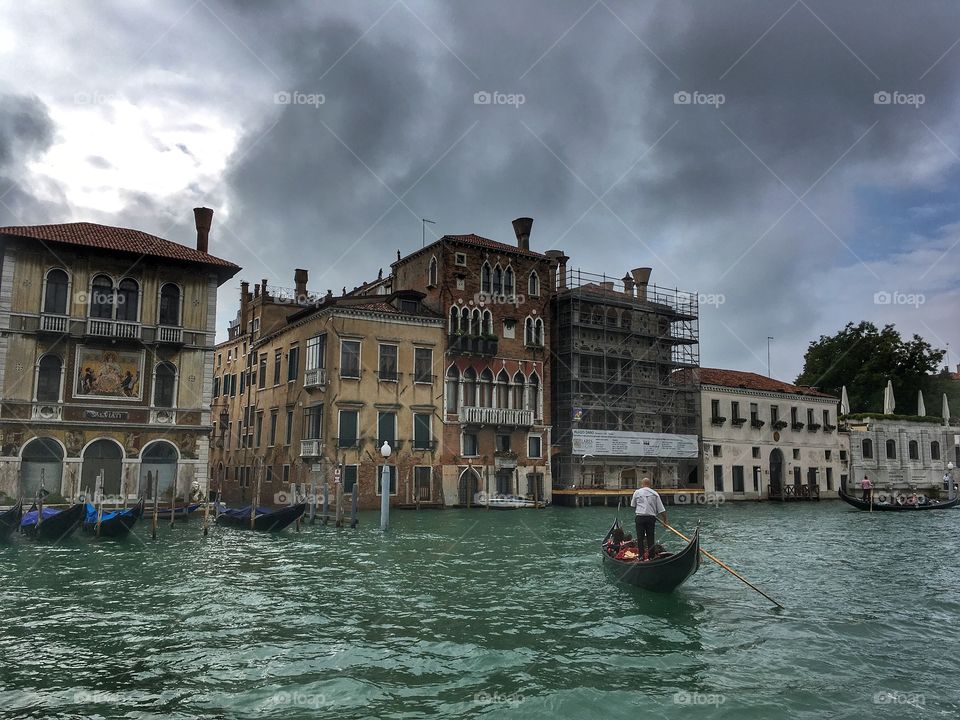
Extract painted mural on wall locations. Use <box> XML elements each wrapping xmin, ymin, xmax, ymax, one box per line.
<box><xmin>74</xmin><ymin>346</ymin><xmax>143</xmax><ymax>400</ymax></box>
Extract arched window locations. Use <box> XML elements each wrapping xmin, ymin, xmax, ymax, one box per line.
<box><xmin>931</xmin><ymin>441</ymin><xmax>941</xmax><ymax>460</ymax></box>
<box><xmin>528</xmin><ymin>372</ymin><xmax>541</xmax><ymax>419</ymax></box>
<box><xmin>428</xmin><ymin>256</ymin><xmax>438</xmax><ymax>286</ymax></box>
<box><xmin>116</xmin><ymin>278</ymin><xmax>139</xmax><ymax>322</ymax></box>
<box><xmin>463</xmin><ymin>368</ymin><xmax>477</xmax><ymax>407</ymax></box>
<box><xmin>862</xmin><ymin>438</ymin><xmax>873</xmax><ymax>459</ymax></box>
<box><xmin>461</xmin><ymin>306</ymin><xmax>472</xmax><ymax>335</ymax></box>
<box><xmin>534</xmin><ymin>318</ymin><xmax>544</xmax><ymax>345</ymax></box>
<box><xmin>479</xmin><ymin>368</ymin><xmax>493</xmax><ymax>408</ymax></box>
<box><xmin>511</xmin><ymin>371</ymin><xmax>525</xmax><ymax>409</ymax></box>
<box><xmin>908</xmin><ymin>440</ymin><xmax>919</xmax><ymax>460</ymax></box>
<box><xmin>482</xmin><ymin>309</ymin><xmax>493</xmax><ymax>335</ymax></box>
<box><xmin>90</xmin><ymin>275</ymin><xmax>114</xmax><ymax>318</ymax></box>
<box><xmin>496</xmin><ymin>369</ymin><xmax>510</xmax><ymax>409</ymax></box>
<box><xmin>159</xmin><ymin>283</ymin><xmax>181</xmax><ymax>326</ymax></box>
<box><xmin>528</xmin><ymin>270</ymin><xmax>540</xmax><ymax>297</ymax></box>
<box><xmin>481</xmin><ymin>262</ymin><xmax>492</xmax><ymax>294</ymax></box>
<box><xmin>445</xmin><ymin>366</ymin><xmax>460</xmax><ymax>413</ymax></box>
<box><xmin>43</xmin><ymin>269</ymin><xmax>69</xmax><ymax>315</ymax></box>
<box><xmin>472</xmin><ymin>308</ymin><xmax>482</xmax><ymax>336</ymax></box>
<box><xmin>885</xmin><ymin>439</ymin><xmax>897</xmax><ymax>460</ymax></box>
<box><xmin>153</xmin><ymin>362</ymin><xmax>177</xmax><ymax>408</ymax></box>
<box><xmin>525</xmin><ymin>317</ymin><xmax>535</xmax><ymax>345</ymax></box>
<box><xmin>35</xmin><ymin>355</ymin><xmax>63</xmax><ymax>402</ymax></box>
<box><xmin>449</xmin><ymin>307</ymin><xmax>460</xmax><ymax>334</ymax></box>
<box><xmin>504</xmin><ymin>266</ymin><xmax>515</xmax><ymax>297</ymax></box>
<box><xmin>493</xmin><ymin>264</ymin><xmax>503</xmax><ymax>295</ymax></box>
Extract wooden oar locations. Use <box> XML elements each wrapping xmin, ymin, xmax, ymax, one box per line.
<box><xmin>663</xmin><ymin>523</ymin><xmax>785</xmax><ymax>610</ymax></box>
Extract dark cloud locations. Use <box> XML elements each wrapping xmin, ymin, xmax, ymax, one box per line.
<box><xmin>86</xmin><ymin>155</ymin><xmax>112</xmax><ymax>169</ymax></box>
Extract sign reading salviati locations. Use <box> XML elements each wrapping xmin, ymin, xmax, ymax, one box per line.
<box><xmin>572</xmin><ymin>429</ymin><xmax>699</xmax><ymax>459</ymax></box>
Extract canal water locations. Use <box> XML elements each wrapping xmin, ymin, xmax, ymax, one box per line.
<box><xmin>0</xmin><ymin>502</ymin><xmax>957</xmax><ymax>719</ymax></box>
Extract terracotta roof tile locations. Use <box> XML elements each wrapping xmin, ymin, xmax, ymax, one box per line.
<box><xmin>0</xmin><ymin>222</ymin><xmax>239</xmax><ymax>271</ymax></box>
<box><xmin>686</xmin><ymin>367</ymin><xmax>836</xmax><ymax>398</ymax></box>
<box><xmin>444</xmin><ymin>233</ymin><xmax>546</xmax><ymax>259</ymax></box>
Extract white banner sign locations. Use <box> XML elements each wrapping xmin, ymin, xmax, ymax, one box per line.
<box><xmin>572</xmin><ymin>429</ymin><xmax>699</xmax><ymax>459</ymax></box>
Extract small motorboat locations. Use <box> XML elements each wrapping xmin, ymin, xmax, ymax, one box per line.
<box><xmin>82</xmin><ymin>498</ymin><xmax>145</xmax><ymax>538</ymax></box>
<box><xmin>0</xmin><ymin>500</ymin><xmax>23</xmax><ymax>540</ymax></box>
<box><xmin>20</xmin><ymin>503</ymin><xmax>85</xmax><ymax>541</ymax></box>
<box><xmin>838</xmin><ymin>478</ymin><xmax>959</xmax><ymax>512</ymax></box>
<box><xmin>215</xmin><ymin>503</ymin><xmax>306</xmax><ymax>532</ymax></box>
<box><xmin>600</xmin><ymin>518</ymin><xmax>700</xmax><ymax>593</ymax></box>
<box><xmin>473</xmin><ymin>492</ymin><xmax>546</xmax><ymax>509</ymax></box>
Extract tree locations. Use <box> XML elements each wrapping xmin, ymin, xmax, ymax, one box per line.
<box><xmin>795</xmin><ymin>322</ymin><xmax>945</xmax><ymax>414</ymax></box>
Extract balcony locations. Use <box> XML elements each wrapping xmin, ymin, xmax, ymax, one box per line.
<box><xmin>31</xmin><ymin>403</ymin><xmax>63</xmax><ymax>421</ymax></box>
<box><xmin>448</xmin><ymin>334</ymin><xmax>498</xmax><ymax>356</ymax></box>
<box><xmin>459</xmin><ymin>406</ymin><xmax>534</xmax><ymax>427</ymax></box>
<box><xmin>39</xmin><ymin>313</ymin><xmax>69</xmax><ymax>333</ymax></box>
<box><xmin>750</xmin><ymin>419</ymin><xmax>765</xmax><ymax>429</ymax></box>
<box><xmin>807</xmin><ymin>423</ymin><xmax>822</xmax><ymax>432</ymax></box>
<box><xmin>300</xmin><ymin>439</ymin><xmax>323</xmax><ymax>457</ymax></box>
<box><xmin>731</xmin><ymin>417</ymin><xmax>747</xmax><ymax>427</ymax></box>
<box><xmin>304</xmin><ymin>367</ymin><xmax>327</xmax><ymax>389</ymax></box>
<box><xmin>156</xmin><ymin>325</ymin><xmax>183</xmax><ymax>343</ymax></box>
<box><xmin>87</xmin><ymin>318</ymin><xmax>142</xmax><ymax>340</ymax></box>
<box><xmin>710</xmin><ymin>416</ymin><xmax>726</xmax><ymax>426</ymax></box>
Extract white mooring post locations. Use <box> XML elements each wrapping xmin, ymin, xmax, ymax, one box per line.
<box><xmin>380</xmin><ymin>442</ymin><xmax>392</xmax><ymax>531</ymax></box>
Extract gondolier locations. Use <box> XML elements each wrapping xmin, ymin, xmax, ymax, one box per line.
<box><xmin>860</xmin><ymin>475</ymin><xmax>873</xmax><ymax>503</ymax></box>
<box><xmin>630</xmin><ymin>478</ymin><xmax>667</xmax><ymax>561</ymax></box>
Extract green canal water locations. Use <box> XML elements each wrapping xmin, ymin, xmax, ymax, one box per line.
<box><xmin>0</xmin><ymin>502</ymin><xmax>957</xmax><ymax>719</ymax></box>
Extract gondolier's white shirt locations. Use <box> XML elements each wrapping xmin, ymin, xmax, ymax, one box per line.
<box><xmin>631</xmin><ymin>487</ymin><xmax>665</xmax><ymax>516</ymax></box>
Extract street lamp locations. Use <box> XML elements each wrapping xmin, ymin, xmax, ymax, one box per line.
<box><xmin>947</xmin><ymin>461</ymin><xmax>956</xmax><ymax>497</ymax></box>
<box><xmin>380</xmin><ymin>441</ymin><xmax>392</xmax><ymax>530</ymax></box>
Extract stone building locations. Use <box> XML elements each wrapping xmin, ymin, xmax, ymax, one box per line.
<box><xmin>209</xmin><ymin>278</ymin><xmax>445</xmax><ymax>510</ymax></box>
<box><xmin>694</xmin><ymin>368</ymin><xmax>846</xmax><ymax>500</ymax></box>
<box><xmin>0</xmin><ymin>209</ymin><xmax>238</xmax><ymax>504</ymax></box>
<box><xmin>551</xmin><ymin>268</ymin><xmax>700</xmax><ymax>491</ymax></box>
<box><xmin>389</xmin><ymin>219</ymin><xmax>558</xmax><ymax>505</ymax></box>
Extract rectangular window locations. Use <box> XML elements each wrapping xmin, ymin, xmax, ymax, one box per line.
<box><xmin>414</xmin><ymin>348</ymin><xmax>433</xmax><ymax>383</ymax></box>
<box><xmin>341</xmin><ymin>340</ymin><xmax>361</xmax><ymax>378</ymax></box>
<box><xmin>285</xmin><ymin>409</ymin><xmax>293</xmax><ymax>445</ymax></box>
<box><xmin>713</xmin><ymin>465</ymin><xmax>724</xmax><ymax>492</ymax></box>
<box><xmin>732</xmin><ymin>466</ymin><xmax>745</xmax><ymax>493</ymax></box>
<box><xmin>414</xmin><ymin>466</ymin><xmax>432</xmax><ymax>501</ymax></box>
<box><xmin>304</xmin><ymin>405</ymin><xmax>322</xmax><ymax>440</ymax></box>
<box><xmin>342</xmin><ymin>465</ymin><xmax>358</xmax><ymax>493</ymax></box>
<box><xmin>239</xmin><ymin>371</ymin><xmax>245</xmax><ymax>394</ymax></box>
<box><xmin>378</xmin><ymin>344</ymin><xmax>398</xmax><ymax>381</ymax></box>
<box><xmin>712</xmin><ymin>444</ymin><xmax>722</xmax><ymax>457</ymax></box>
<box><xmin>377</xmin><ymin>411</ymin><xmax>396</xmax><ymax>445</ymax></box>
<box><xmin>455</xmin><ymin>252</ymin><xmax>467</xmax><ymax>266</ymax></box>
<box><xmin>807</xmin><ymin>408</ymin><xmax>815</xmax><ymax>426</ymax></box>
<box><xmin>823</xmin><ymin>409</ymin><xmax>830</xmax><ymax>427</ymax></box>
<box><xmin>825</xmin><ymin>449</ymin><xmax>832</xmax><ymax>460</ymax></box>
<box><xmin>750</xmin><ymin>403</ymin><xmax>759</xmax><ymax>423</ymax></box>
<box><xmin>212</xmin><ymin>376</ymin><xmax>220</xmax><ymax>398</ymax></box>
<box><xmin>266</xmin><ymin>465</ymin><xmax>273</xmax><ymax>484</ymax></box>
<box><xmin>269</xmin><ymin>410</ymin><xmax>278</xmax><ymax>446</ymax></box>
<box><xmin>274</xmin><ymin>350</ymin><xmax>282</xmax><ymax>385</ymax></box>
<box><xmin>826</xmin><ymin>467</ymin><xmax>834</xmax><ymax>490</ymax></box>
<box><xmin>375</xmin><ymin>465</ymin><xmax>398</xmax><ymax>495</ymax></box>
<box><xmin>306</xmin><ymin>334</ymin><xmax>326</xmax><ymax>371</ymax></box>
<box><xmin>731</xmin><ymin>401</ymin><xmax>741</xmax><ymax>421</ymax></box>
<box><xmin>338</xmin><ymin>410</ymin><xmax>359</xmax><ymax>447</ymax></box>
<box><xmin>462</xmin><ymin>432</ymin><xmax>479</xmax><ymax>456</ymax></box>
<box><xmin>752</xmin><ymin>446</ymin><xmax>760</xmax><ymax>459</ymax></box>
<box><xmin>528</xmin><ymin>435</ymin><xmax>543</xmax><ymax>458</ymax></box>
<box><xmin>226</xmin><ymin>422</ymin><xmax>232</xmax><ymax>450</ymax></box>
<box><xmin>254</xmin><ymin>412</ymin><xmax>263</xmax><ymax>447</ymax></box>
<box><xmin>413</xmin><ymin>413</ymin><xmax>432</xmax><ymax>450</ymax></box>
<box><xmin>807</xmin><ymin>467</ymin><xmax>818</xmax><ymax>486</ymax></box>
<box><xmin>496</xmin><ymin>434</ymin><xmax>511</xmax><ymax>453</ymax></box>
<box><xmin>282</xmin><ymin>464</ymin><xmax>290</xmax><ymax>484</ymax></box>
<box><xmin>217</xmin><ymin>353</ymin><xmax>222</xmax><ymax>367</ymax></box>
<box><xmin>711</xmin><ymin>398</ymin><xmax>721</xmax><ymax>419</ymax></box>
<box><xmin>791</xmin><ymin>407</ymin><xmax>799</xmax><ymax>425</ymax></box>
<box><xmin>771</xmin><ymin>405</ymin><xmax>779</xmax><ymax>425</ymax></box>
<box><xmin>793</xmin><ymin>448</ymin><xmax>800</xmax><ymax>460</ymax></box>
<box><xmin>287</xmin><ymin>345</ymin><xmax>300</xmax><ymax>382</ymax></box>
<box><xmin>258</xmin><ymin>354</ymin><xmax>267</xmax><ymax>387</ymax></box>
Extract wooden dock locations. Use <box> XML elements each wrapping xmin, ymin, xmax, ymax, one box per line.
<box><xmin>552</xmin><ymin>487</ymin><xmax>705</xmax><ymax>507</ymax></box>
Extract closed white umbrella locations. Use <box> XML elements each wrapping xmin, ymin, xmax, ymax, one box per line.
<box><xmin>917</xmin><ymin>390</ymin><xmax>926</xmax><ymax>417</ymax></box>
<box><xmin>883</xmin><ymin>380</ymin><xmax>896</xmax><ymax>415</ymax></box>
<box><xmin>840</xmin><ymin>385</ymin><xmax>850</xmax><ymax>416</ymax></box>
<box><xmin>944</xmin><ymin>393</ymin><xmax>951</xmax><ymax>424</ymax></box>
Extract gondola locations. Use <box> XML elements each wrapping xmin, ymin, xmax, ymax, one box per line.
<box><xmin>215</xmin><ymin>503</ymin><xmax>306</xmax><ymax>532</ymax></box>
<box><xmin>148</xmin><ymin>503</ymin><xmax>202</xmax><ymax>521</ymax></box>
<box><xmin>82</xmin><ymin>498</ymin><xmax>145</xmax><ymax>538</ymax></box>
<box><xmin>838</xmin><ymin>479</ymin><xmax>959</xmax><ymax>512</ymax></box>
<box><xmin>0</xmin><ymin>500</ymin><xmax>23</xmax><ymax>540</ymax></box>
<box><xmin>20</xmin><ymin>503</ymin><xmax>85</xmax><ymax>540</ymax></box>
<box><xmin>600</xmin><ymin>518</ymin><xmax>700</xmax><ymax>592</ymax></box>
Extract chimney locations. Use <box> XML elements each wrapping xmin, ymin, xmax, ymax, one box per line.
<box><xmin>622</xmin><ymin>273</ymin><xmax>635</xmax><ymax>297</ymax></box>
<box><xmin>194</xmin><ymin>207</ymin><xmax>213</xmax><ymax>253</ymax></box>
<box><xmin>544</xmin><ymin>250</ymin><xmax>569</xmax><ymax>290</ymax></box>
<box><xmin>294</xmin><ymin>269</ymin><xmax>308</xmax><ymax>298</ymax></box>
<box><xmin>631</xmin><ymin>267</ymin><xmax>651</xmax><ymax>301</ymax></box>
<box><xmin>240</xmin><ymin>281</ymin><xmax>250</xmax><ymax>329</ymax></box>
<box><xmin>261</xmin><ymin>278</ymin><xmax>269</xmax><ymax>300</ymax></box>
<box><xmin>512</xmin><ymin>217</ymin><xmax>533</xmax><ymax>251</ymax></box>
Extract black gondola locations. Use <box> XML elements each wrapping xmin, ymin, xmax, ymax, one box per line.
<box><xmin>0</xmin><ymin>501</ymin><xmax>23</xmax><ymax>540</ymax></box>
<box><xmin>838</xmin><ymin>478</ymin><xmax>959</xmax><ymax>512</ymax></box>
<box><xmin>601</xmin><ymin>518</ymin><xmax>700</xmax><ymax>593</ymax></box>
<box><xmin>20</xmin><ymin>503</ymin><xmax>85</xmax><ymax>541</ymax></box>
<box><xmin>215</xmin><ymin>503</ymin><xmax>306</xmax><ymax>532</ymax></box>
<box><xmin>82</xmin><ymin>498</ymin><xmax>145</xmax><ymax>538</ymax></box>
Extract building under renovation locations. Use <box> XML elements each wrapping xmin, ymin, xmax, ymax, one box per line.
<box><xmin>551</xmin><ymin>266</ymin><xmax>701</xmax><ymax>491</ymax></box>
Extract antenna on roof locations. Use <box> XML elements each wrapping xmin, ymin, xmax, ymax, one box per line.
<box><xmin>421</xmin><ymin>218</ymin><xmax>436</xmax><ymax>248</ymax></box>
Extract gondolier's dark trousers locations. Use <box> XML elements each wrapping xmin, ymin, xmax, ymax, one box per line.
<box><xmin>635</xmin><ymin>514</ymin><xmax>656</xmax><ymax>552</ymax></box>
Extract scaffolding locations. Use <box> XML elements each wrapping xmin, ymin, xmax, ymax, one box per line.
<box><xmin>551</xmin><ymin>269</ymin><xmax>701</xmax><ymax>489</ymax></box>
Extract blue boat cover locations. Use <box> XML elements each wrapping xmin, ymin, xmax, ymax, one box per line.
<box><xmin>20</xmin><ymin>507</ymin><xmax>66</xmax><ymax>527</ymax></box>
<box><xmin>83</xmin><ymin>503</ymin><xmax>139</xmax><ymax>525</ymax></box>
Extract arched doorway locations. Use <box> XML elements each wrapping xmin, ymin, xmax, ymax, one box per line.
<box><xmin>458</xmin><ymin>467</ymin><xmax>481</xmax><ymax>506</ymax></box>
<box><xmin>81</xmin><ymin>439</ymin><xmax>124</xmax><ymax>498</ymax></box>
<box><xmin>769</xmin><ymin>448</ymin><xmax>784</xmax><ymax>498</ymax></box>
<box><xmin>139</xmin><ymin>441</ymin><xmax>179</xmax><ymax>500</ymax></box>
<box><xmin>21</xmin><ymin>437</ymin><xmax>64</xmax><ymax>500</ymax></box>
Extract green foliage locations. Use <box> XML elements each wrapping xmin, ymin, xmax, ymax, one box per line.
<box><xmin>796</xmin><ymin>322</ymin><xmax>948</xmax><ymax>414</ymax></box>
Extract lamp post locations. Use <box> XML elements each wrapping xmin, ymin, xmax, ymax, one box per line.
<box><xmin>948</xmin><ymin>461</ymin><xmax>956</xmax><ymax>498</ymax></box>
<box><xmin>380</xmin><ymin>441</ymin><xmax>392</xmax><ymax>531</ymax></box>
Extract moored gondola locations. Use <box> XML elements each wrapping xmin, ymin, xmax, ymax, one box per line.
<box><xmin>601</xmin><ymin>518</ymin><xmax>700</xmax><ymax>592</ymax></box>
<box><xmin>82</xmin><ymin>498</ymin><xmax>145</xmax><ymax>538</ymax></box>
<box><xmin>20</xmin><ymin>503</ymin><xmax>85</xmax><ymax>541</ymax></box>
<box><xmin>0</xmin><ymin>501</ymin><xmax>23</xmax><ymax>540</ymax></box>
<box><xmin>838</xmin><ymin>478</ymin><xmax>959</xmax><ymax>512</ymax></box>
<box><xmin>150</xmin><ymin>503</ymin><xmax>202</xmax><ymax>521</ymax></box>
<box><xmin>215</xmin><ymin>503</ymin><xmax>306</xmax><ymax>532</ymax></box>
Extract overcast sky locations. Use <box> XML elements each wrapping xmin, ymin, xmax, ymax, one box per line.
<box><xmin>1</xmin><ymin>0</ymin><xmax>958</xmax><ymax>383</ymax></box>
